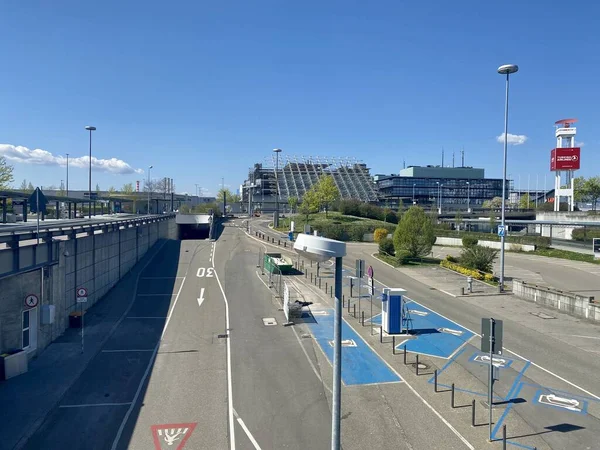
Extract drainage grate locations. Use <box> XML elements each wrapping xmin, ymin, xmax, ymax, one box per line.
<box><xmin>328</xmin><ymin>339</ymin><xmax>357</xmax><ymax>348</ymax></box>
<box><xmin>217</xmin><ymin>334</ymin><xmax>229</xmax><ymax>339</ymax></box>
<box><xmin>438</xmin><ymin>327</ymin><xmax>464</xmax><ymax>336</ymax></box>
<box><xmin>300</xmin><ymin>334</ymin><xmax>312</xmax><ymax>339</ymax></box>
<box><xmin>262</xmin><ymin>317</ymin><xmax>278</xmax><ymax>326</ymax></box>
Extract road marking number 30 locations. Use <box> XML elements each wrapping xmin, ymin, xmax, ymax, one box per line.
<box><xmin>197</xmin><ymin>267</ymin><xmax>215</xmax><ymax>278</ymax></box>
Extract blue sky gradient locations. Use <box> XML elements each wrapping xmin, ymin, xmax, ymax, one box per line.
<box><xmin>1</xmin><ymin>1</ymin><xmax>598</xmax><ymax>195</ymax></box>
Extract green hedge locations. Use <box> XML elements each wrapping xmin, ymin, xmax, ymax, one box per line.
<box><xmin>316</xmin><ymin>222</ymin><xmax>396</xmax><ymax>242</ymax></box>
<box><xmin>571</xmin><ymin>227</ymin><xmax>600</xmax><ymax>242</ymax></box>
<box><xmin>434</xmin><ymin>229</ymin><xmax>550</xmax><ymax>249</ymax></box>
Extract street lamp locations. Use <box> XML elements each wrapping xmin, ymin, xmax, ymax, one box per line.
<box><xmin>466</xmin><ymin>181</ymin><xmax>470</xmax><ymax>213</ymax></box>
<box><xmin>412</xmin><ymin>183</ymin><xmax>416</xmax><ymax>204</ymax></box>
<box><xmin>147</xmin><ymin>165</ymin><xmax>153</xmax><ymax>214</ymax></box>
<box><xmin>84</xmin><ymin>126</ymin><xmax>96</xmax><ymax>218</ymax></box>
<box><xmin>273</xmin><ymin>148</ymin><xmax>282</xmax><ymax>228</ymax></box>
<box><xmin>497</xmin><ymin>63</ymin><xmax>519</xmax><ymax>293</ymax></box>
<box><xmin>436</xmin><ymin>182</ymin><xmax>443</xmax><ymax>214</ymax></box>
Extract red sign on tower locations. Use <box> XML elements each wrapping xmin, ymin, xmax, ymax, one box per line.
<box><xmin>550</xmin><ymin>147</ymin><xmax>580</xmax><ymax>171</ymax></box>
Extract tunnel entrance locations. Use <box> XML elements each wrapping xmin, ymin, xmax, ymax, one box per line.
<box><xmin>178</xmin><ymin>224</ymin><xmax>210</xmax><ymax>240</ymax></box>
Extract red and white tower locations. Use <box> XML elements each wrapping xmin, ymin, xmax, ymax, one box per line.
<box><xmin>551</xmin><ymin>118</ymin><xmax>580</xmax><ymax>211</ymax></box>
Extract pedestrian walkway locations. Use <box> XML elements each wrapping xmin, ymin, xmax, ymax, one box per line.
<box><xmin>0</xmin><ymin>241</ymin><xmax>166</xmax><ymax>450</ymax></box>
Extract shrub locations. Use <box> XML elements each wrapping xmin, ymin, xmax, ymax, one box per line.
<box><xmin>396</xmin><ymin>250</ymin><xmax>412</xmax><ymax>265</ymax></box>
<box><xmin>393</xmin><ymin>206</ymin><xmax>436</xmax><ymax>258</ymax></box>
<box><xmin>440</xmin><ymin>259</ymin><xmax>498</xmax><ymax>283</ymax></box>
<box><xmin>337</xmin><ymin>199</ymin><xmax>362</xmax><ymax>216</ymax></box>
<box><xmin>460</xmin><ymin>245</ymin><xmax>498</xmax><ymax>273</ymax></box>
<box><xmin>379</xmin><ymin>237</ymin><xmax>395</xmax><ymax>256</ymax></box>
<box><xmin>571</xmin><ymin>227</ymin><xmax>600</xmax><ymax>242</ymax></box>
<box><xmin>446</xmin><ymin>255</ymin><xmax>458</xmax><ymax>263</ymax></box>
<box><xmin>374</xmin><ymin>228</ymin><xmax>389</xmax><ymax>243</ymax></box>
<box><xmin>462</xmin><ymin>236</ymin><xmax>478</xmax><ymax>248</ymax></box>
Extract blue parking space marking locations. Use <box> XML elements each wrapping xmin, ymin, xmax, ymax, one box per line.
<box><xmin>305</xmin><ymin>308</ymin><xmax>402</xmax><ymax>386</ymax></box>
<box><xmin>532</xmin><ymin>389</ymin><xmax>589</xmax><ymax>415</ymax></box>
<box><xmin>368</xmin><ymin>303</ymin><xmax>473</xmax><ymax>359</ymax></box>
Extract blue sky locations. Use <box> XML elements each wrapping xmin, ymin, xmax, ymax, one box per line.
<box><xmin>1</xmin><ymin>1</ymin><xmax>599</xmax><ymax>196</ymax></box>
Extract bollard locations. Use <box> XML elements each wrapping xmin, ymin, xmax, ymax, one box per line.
<box><xmin>319</xmin><ymin>279</ymin><xmax>322</xmax><ymax>289</ymax></box>
<box><xmin>502</xmin><ymin>425</ymin><xmax>506</xmax><ymax>449</ymax></box>
<box><xmin>330</xmin><ymin>288</ymin><xmax>333</xmax><ymax>299</ymax></box>
<box><xmin>403</xmin><ymin>345</ymin><xmax>407</xmax><ymax>364</ymax></box>
<box><xmin>451</xmin><ymin>383</ymin><xmax>455</xmax><ymax>408</ymax></box>
<box><xmin>434</xmin><ymin>369</ymin><xmax>438</xmax><ymax>392</ymax></box>
<box><xmin>348</xmin><ymin>297</ymin><xmax>351</xmax><ymax>313</ymax></box>
<box><xmin>311</xmin><ymin>260</ymin><xmax>313</xmax><ymax>267</ymax></box>
<box><xmin>305</xmin><ymin>271</ymin><xmax>307</xmax><ymax>279</ymax></box>
<box><xmin>353</xmin><ymin>304</ymin><xmax>356</xmax><ymax>318</ymax></box>
<box><xmin>342</xmin><ymin>294</ymin><xmax>345</xmax><ymax>308</ymax></box>
<box><xmin>361</xmin><ymin>310</ymin><xmax>365</xmax><ymax>326</ymax></box>
<box><xmin>461</xmin><ymin>287</ymin><xmax>465</xmax><ymax>295</ymax></box>
<box><xmin>310</xmin><ymin>273</ymin><xmax>313</xmax><ymax>282</ymax></box>
<box><xmin>471</xmin><ymin>399</ymin><xmax>476</xmax><ymax>427</ymax></box>
<box><xmin>416</xmin><ymin>354</ymin><xmax>420</xmax><ymax>375</ymax></box>
<box><xmin>380</xmin><ymin>326</ymin><xmax>383</xmax><ymax>343</ymax></box>
<box><xmin>284</xmin><ymin>242</ymin><xmax>286</xmax><ymax>248</ymax></box>
<box><xmin>393</xmin><ymin>336</ymin><xmax>396</xmax><ymax>355</ymax></box>
<box><xmin>278</xmin><ymin>239</ymin><xmax>280</xmax><ymax>245</ymax></box>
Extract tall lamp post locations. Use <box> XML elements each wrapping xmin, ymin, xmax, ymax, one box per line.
<box><xmin>273</xmin><ymin>148</ymin><xmax>282</xmax><ymax>228</ymax></box>
<box><xmin>466</xmin><ymin>181</ymin><xmax>470</xmax><ymax>213</ymax></box>
<box><xmin>412</xmin><ymin>183</ymin><xmax>416</xmax><ymax>204</ymax></box>
<box><xmin>436</xmin><ymin>182</ymin><xmax>443</xmax><ymax>214</ymax></box>
<box><xmin>497</xmin><ymin>64</ymin><xmax>518</xmax><ymax>292</ymax></box>
<box><xmin>147</xmin><ymin>165</ymin><xmax>153</xmax><ymax>214</ymax></box>
<box><xmin>66</xmin><ymin>153</ymin><xmax>70</xmax><ymax>218</ymax></box>
<box><xmin>84</xmin><ymin>126</ymin><xmax>96</xmax><ymax>218</ymax></box>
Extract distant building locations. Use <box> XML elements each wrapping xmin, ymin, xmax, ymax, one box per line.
<box><xmin>375</xmin><ymin>165</ymin><xmax>509</xmax><ymax>211</ymax></box>
<box><xmin>242</xmin><ymin>156</ymin><xmax>378</xmax><ymax>212</ymax></box>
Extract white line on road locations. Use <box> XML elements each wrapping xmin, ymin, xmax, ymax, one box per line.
<box><xmin>160</xmin><ymin>275</ymin><xmax>187</xmax><ymax>340</ymax></box>
<box><xmin>59</xmin><ymin>402</ymin><xmax>132</xmax><ymax>408</ymax></box>
<box><xmin>141</xmin><ymin>277</ymin><xmax>185</xmax><ymax>279</ymax></box>
<box><xmin>233</xmin><ymin>409</ymin><xmax>262</xmax><ymax>450</ymax></box>
<box><xmin>213</xmin><ymin>241</ymin><xmax>236</xmax><ymax>450</ymax></box>
<box><xmin>137</xmin><ymin>293</ymin><xmax>177</xmax><ymax>297</ymax></box>
<box><xmin>126</xmin><ymin>316</ymin><xmax>168</xmax><ymax>319</ymax></box>
<box><xmin>568</xmin><ymin>334</ymin><xmax>600</xmax><ymax>340</ymax></box>
<box><xmin>101</xmin><ymin>349</ymin><xmax>156</xmax><ymax>353</ymax></box>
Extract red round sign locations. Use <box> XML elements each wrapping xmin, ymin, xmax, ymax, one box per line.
<box><xmin>24</xmin><ymin>294</ymin><xmax>39</xmax><ymax>308</ymax></box>
<box><xmin>367</xmin><ymin>265</ymin><xmax>374</xmax><ymax>278</ymax></box>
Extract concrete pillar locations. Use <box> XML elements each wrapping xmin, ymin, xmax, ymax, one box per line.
<box><xmin>93</xmin><ymin>201</ymin><xmax>96</xmax><ymax>216</ymax></box>
<box><xmin>73</xmin><ymin>202</ymin><xmax>77</xmax><ymax>218</ymax></box>
<box><xmin>2</xmin><ymin>197</ymin><xmax>6</xmax><ymax>223</ymax></box>
<box><xmin>56</xmin><ymin>201</ymin><xmax>60</xmax><ymax>219</ymax></box>
<box><xmin>68</xmin><ymin>202</ymin><xmax>71</xmax><ymax>219</ymax></box>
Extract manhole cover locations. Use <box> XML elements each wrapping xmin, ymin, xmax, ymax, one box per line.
<box><xmin>262</xmin><ymin>318</ymin><xmax>278</xmax><ymax>326</ymax></box>
<box><xmin>412</xmin><ymin>363</ymin><xmax>428</xmax><ymax>370</ymax></box>
<box><xmin>217</xmin><ymin>334</ymin><xmax>229</xmax><ymax>339</ymax></box>
<box><xmin>530</xmin><ymin>312</ymin><xmax>556</xmax><ymax>320</ymax></box>
<box><xmin>300</xmin><ymin>334</ymin><xmax>311</xmax><ymax>339</ymax></box>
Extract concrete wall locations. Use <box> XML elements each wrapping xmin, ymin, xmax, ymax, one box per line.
<box><xmin>513</xmin><ymin>279</ymin><xmax>600</xmax><ymax>322</ymax></box>
<box><xmin>535</xmin><ymin>212</ymin><xmax>600</xmax><ymax>240</ymax></box>
<box><xmin>434</xmin><ymin>236</ymin><xmax>535</xmax><ymax>252</ymax></box>
<box><xmin>0</xmin><ymin>218</ymin><xmax>178</xmax><ymax>359</ymax></box>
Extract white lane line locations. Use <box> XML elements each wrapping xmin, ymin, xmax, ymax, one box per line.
<box><xmin>60</xmin><ymin>402</ymin><xmax>132</xmax><ymax>408</ymax></box>
<box><xmin>110</xmin><ymin>342</ymin><xmax>160</xmax><ymax>450</ymax></box>
<box><xmin>126</xmin><ymin>316</ymin><xmax>167</xmax><ymax>319</ymax></box>
<box><xmin>439</xmin><ymin>289</ymin><xmax>457</xmax><ymax>298</ymax></box>
<box><xmin>160</xmin><ymin>275</ymin><xmax>187</xmax><ymax>340</ymax></box>
<box><xmin>137</xmin><ymin>293</ymin><xmax>177</xmax><ymax>297</ymax></box>
<box><xmin>370</xmin><ymin>260</ymin><xmax>600</xmax><ymax>401</ymax></box>
<box><xmin>568</xmin><ymin>334</ymin><xmax>600</xmax><ymax>340</ymax></box>
<box><xmin>213</xmin><ymin>241</ymin><xmax>236</xmax><ymax>450</ymax></box>
<box><xmin>101</xmin><ymin>349</ymin><xmax>155</xmax><ymax>353</ymax></box>
<box><xmin>141</xmin><ymin>277</ymin><xmax>184</xmax><ymax>279</ymax></box>
<box><xmin>233</xmin><ymin>409</ymin><xmax>262</xmax><ymax>450</ymax></box>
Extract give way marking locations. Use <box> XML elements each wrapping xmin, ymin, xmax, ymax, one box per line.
<box><xmin>151</xmin><ymin>423</ymin><xmax>197</xmax><ymax>450</ymax></box>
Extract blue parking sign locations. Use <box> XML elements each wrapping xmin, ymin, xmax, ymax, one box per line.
<box><xmin>497</xmin><ymin>225</ymin><xmax>505</xmax><ymax>237</ymax></box>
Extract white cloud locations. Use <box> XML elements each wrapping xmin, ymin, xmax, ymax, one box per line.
<box><xmin>0</xmin><ymin>144</ymin><xmax>144</xmax><ymax>175</ymax></box>
<box><xmin>575</xmin><ymin>140</ymin><xmax>585</xmax><ymax>147</ymax></box>
<box><xmin>496</xmin><ymin>133</ymin><xmax>528</xmax><ymax>145</ymax></box>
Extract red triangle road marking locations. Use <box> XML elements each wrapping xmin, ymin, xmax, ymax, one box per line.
<box><xmin>151</xmin><ymin>423</ymin><xmax>197</xmax><ymax>450</ymax></box>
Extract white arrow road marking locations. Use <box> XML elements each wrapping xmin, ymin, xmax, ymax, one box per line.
<box><xmin>197</xmin><ymin>287</ymin><xmax>205</xmax><ymax>307</ymax></box>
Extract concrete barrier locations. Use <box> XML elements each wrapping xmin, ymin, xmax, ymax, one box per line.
<box><xmin>513</xmin><ymin>279</ymin><xmax>600</xmax><ymax>322</ymax></box>
<box><xmin>434</xmin><ymin>236</ymin><xmax>535</xmax><ymax>252</ymax></box>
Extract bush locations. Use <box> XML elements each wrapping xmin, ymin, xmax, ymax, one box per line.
<box><xmin>374</xmin><ymin>228</ymin><xmax>389</xmax><ymax>243</ymax></box>
<box><xmin>446</xmin><ymin>255</ymin><xmax>458</xmax><ymax>263</ymax></box>
<box><xmin>337</xmin><ymin>199</ymin><xmax>362</xmax><ymax>216</ymax></box>
<box><xmin>462</xmin><ymin>236</ymin><xmax>478</xmax><ymax>248</ymax></box>
<box><xmin>396</xmin><ymin>250</ymin><xmax>412</xmax><ymax>265</ymax></box>
<box><xmin>460</xmin><ymin>245</ymin><xmax>498</xmax><ymax>273</ymax></box>
<box><xmin>393</xmin><ymin>206</ymin><xmax>436</xmax><ymax>258</ymax></box>
<box><xmin>571</xmin><ymin>227</ymin><xmax>600</xmax><ymax>242</ymax></box>
<box><xmin>440</xmin><ymin>259</ymin><xmax>497</xmax><ymax>282</ymax></box>
<box><xmin>379</xmin><ymin>237</ymin><xmax>395</xmax><ymax>256</ymax></box>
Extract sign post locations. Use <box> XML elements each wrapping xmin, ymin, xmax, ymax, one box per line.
<box><xmin>76</xmin><ymin>287</ymin><xmax>88</xmax><ymax>353</ymax></box>
<box><xmin>594</xmin><ymin>238</ymin><xmax>600</xmax><ymax>260</ymax></box>
<box><xmin>367</xmin><ymin>266</ymin><xmax>374</xmax><ymax>335</ymax></box>
<box><xmin>356</xmin><ymin>259</ymin><xmax>365</xmax><ymax>317</ymax></box>
<box><xmin>481</xmin><ymin>317</ymin><xmax>503</xmax><ymax>441</ymax></box>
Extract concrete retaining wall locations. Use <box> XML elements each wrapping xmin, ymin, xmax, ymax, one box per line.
<box><xmin>513</xmin><ymin>279</ymin><xmax>600</xmax><ymax>322</ymax></box>
<box><xmin>0</xmin><ymin>218</ymin><xmax>178</xmax><ymax>359</ymax></box>
<box><xmin>434</xmin><ymin>236</ymin><xmax>535</xmax><ymax>252</ymax></box>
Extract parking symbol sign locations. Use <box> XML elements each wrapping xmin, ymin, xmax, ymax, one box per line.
<box><xmin>497</xmin><ymin>225</ymin><xmax>505</xmax><ymax>237</ymax></box>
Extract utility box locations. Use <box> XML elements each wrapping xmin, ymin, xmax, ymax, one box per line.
<box><xmin>381</xmin><ymin>288</ymin><xmax>406</xmax><ymax>335</ymax></box>
<box><xmin>41</xmin><ymin>304</ymin><xmax>55</xmax><ymax>325</ymax></box>
<box><xmin>0</xmin><ymin>350</ymin><xmax>28</xmax><ymax>380</ymax></box>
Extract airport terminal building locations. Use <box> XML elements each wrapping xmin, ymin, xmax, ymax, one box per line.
<box><xmin>375</xmin><ymin>165</ymin><xmax>508</xmax><ymax>210</ymax></box>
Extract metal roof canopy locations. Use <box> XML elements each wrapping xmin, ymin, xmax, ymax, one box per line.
<box><xmin>442</xmin><ymin>218</ymin><xmax>600</xmax><ymax>226</ymax></box>
<box><xmin>0</xmin><ymin>189</ymin><xmax>134</xmax><ymax>203</ymax></box>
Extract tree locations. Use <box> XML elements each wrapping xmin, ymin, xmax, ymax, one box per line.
<box><xmin>383</xmin><ymin>206</ymin><xmax>391</xmax><ymax>223</ymax></box>
<box><xmin>489</xmin><ymin>214</ymin><xmax>497</xmax><ymax>233</ymax></box>
<box><xmin>217</xmin><ymin>188</ymin><xmax>240</xmax><ymax>204</ymax></box>
<box><xmin>483</xmin><ymin>197</ymin><xmax>503</xmax><ymax>209</ymax></box>
<box><xmin>27</xmin><ymin>181</ymin><xmax>34</xmax><ymax>192</ymax></box>
<box><xmin>397</xmin><ymin>199</ymin><xmax>405</xmax><ymax>217</ymax></box>
<box><xmin>584</xmin><ymin>177</ymin><xmax>600</xmax><ymax>211</ymax></box>
<box><xmin>20</xmin><ymin>179</ymin><xmax>28</xmax><ymax>191</ymax></box>
<box><xmin>298</xmin><ymin>187</ymin><xmax>320</xmax><ymax>222</ymax></box>
<box><xmin>518</xmin><ymin>193</ymin><xmax>534</xmax><ymax>209</ymax></box>
<box><xmin>287</xmin><ymin>196</ymin><xmax>298</xmax><ymax>213</ymax></box>
<box><xmin>0</xmin><ymin>157</ymin><xmax>14</xmax><ymax>189</ymax></box>
<box><xmin>574</xmin><ymin>176</ymin><xmax>586</xmax><ymax>203</ymax></box>
<box><xmin>108</xmin><ymin>186</ymin><xmax>116</xmax><ymax>197</ymax></box>
<box><xmin>121</xmin><ymin>183</ymin><xmax>134</xmax><ymax>194</ymax></box>
<box><xmin>393</xmin><ymin>206</ymin><xmax>436</xmax><ymax>258</ymax></box>
<box><xmin>96</xmin><ymin>183</ymin><xmax>101</xmax><ymax>192</ymax></box>
<box><xmin>314</xmin><ymin>175</ymin><xmax>340</xmax><ymax>217</ymax></box>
